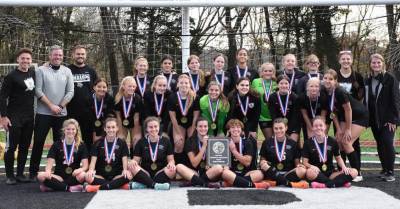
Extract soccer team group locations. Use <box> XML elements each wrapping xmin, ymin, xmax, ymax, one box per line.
<box><xmin>0</xmin><ymin>44</ymin><xmax>398</xmax><ymax>193</ymax></box>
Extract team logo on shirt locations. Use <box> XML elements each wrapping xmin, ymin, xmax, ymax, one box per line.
<box><xmin>24</xmin><ymin>77</ymin><xmax>35</xmax><ymax>91</ymax></box>
<box><xmin>73</xmin><ymin>73</ymin><xmax>91</xmax><ymax>83</ymax></box>
<box><xmin>249</xmin><ymin>103</ymin><xmax>254</xmax><ymax>108</ymax></box>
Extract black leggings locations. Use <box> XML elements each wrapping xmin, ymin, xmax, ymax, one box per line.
<box><xmin>371</xmin><ymin>125</ymin><xmax>396</xmax><ymax>173</ymax></box>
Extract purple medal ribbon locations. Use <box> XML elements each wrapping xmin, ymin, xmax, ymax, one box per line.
<box><xmin>236</xmin><ymin>65</ymin><xmax>248</xmax><ymax>78</ymax></box>
<box><xmin>262</xmin><ymin>79</ymin><xmax>273</xmax><ymax>102</ymax></box>
<box><xmin>154</xmin><ymin>93</ymin><xmax>165</xmax><ymax>117</ymax></box>
<box><xmin>136</xmin><ymin>75</ymin><xmax>147</xmax><ymax>97</ymax></box>
<box><xmin>147</xmin><ymin>136</ymin><xmax>160</xmax><ymax>163</ymax></box>
<box><xmin>177</xmin><ymin>92</ymin><xmax>189</xmax><ymax>116</ymax></box>
<box><xmin>208</xmin><ymin>97</ymin><xmax>220</xmax><ymax>123</ymax></box>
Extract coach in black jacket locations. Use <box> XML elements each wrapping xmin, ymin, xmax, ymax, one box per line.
<box><xmin>364</xmin><ymin>53</ymin><xmax>400</xmax><ymax>182</ymax></box>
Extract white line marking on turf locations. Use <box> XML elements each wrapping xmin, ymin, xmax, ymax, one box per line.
<box><xmin>85</xmin><ymin>186</ymin><xmax>399</xmax><ymax>209</ymax></box>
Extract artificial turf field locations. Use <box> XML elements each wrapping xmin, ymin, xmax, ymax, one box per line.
<box><xmin>0</xmin><ymin>167</ymin><xmax>398</xmax><ymax>209</ymax></box>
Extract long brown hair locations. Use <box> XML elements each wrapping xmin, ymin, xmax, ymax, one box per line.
<box><xmin>187</xmin><ymin>55</ymin><xmax>206</xmax><ymax>87</ymax></box>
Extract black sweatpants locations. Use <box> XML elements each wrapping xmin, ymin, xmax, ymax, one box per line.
<box><xmin>371</xmin><ymin>125</ymin><xmax>396</xmax><ymax>173</ymax></box>
<box><xmin>4</xmin><ymin>116</ymin><xmax>34</xmax><ymax>178</ymax></box>
<box><xmin>29</xmin><ymin>114</ymin><xmax>65</xmax><ymax>176</ymax></box>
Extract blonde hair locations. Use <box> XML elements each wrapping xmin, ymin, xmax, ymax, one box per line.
<box><xmin>187</xmin><ymin>55</ymin><xmax>206</xmax><ymax>87</ymax></box>
<box><xmin>61</xmin><ymin>119</ymin><xmax>82</xmax><ymax>149</ymax></box>
<box><xmin>303</xmin><ymin>54</ymin><xmax>320</xmax><ymax>72</ymax></box>
<box><xmin>306</xmin><ymin>77</ymin><xmax>321</xmax><ymax>97</ymax></box>
<box><xmin>177</xmin><ymin>74</ymin><xmax>196</xmax><ymax>109</ymax></box>
<box><xmin>143</xmin><ymin>116</ymin><xmax>160</xmax><ymax>133</ymax></box>
<box><xmin>207</xmin><ymin>81</ymin><xmax>229</xmax><ymax>108</ymax></box>
<box><xmin>115</xmin><ymin>76</ymin><xmax>137</xmax><ymax>103</ymax></box>
<box><xmin>338</xmin><ymin>50</ymin><xmax>353</xmax><ymax>60</ymax></box>
<box><xmin>259</xmin><ymin>62</ymin><xmax>276</xmax><ymax>80</ymax></box>
<box><xmin>151</xmin><ymin>75</ymin><xmax>168</xmax><ymax>92</ymax></box>
<box><xmin>369</xmin><ymin>53</ymin><xmax>386</xmax><ymax>73</ymax></box>
<box><xmin>133</xmin><ymin>56</ymin><xmax>149</xmax><ymax>75</ymax></box>
<box><xmin>225</xmin><ymin>119</ymin><xmax>244</xmax><ymax>130</ymax></box>
<box><xmin>282</xmin><ymin>53</ymin><xmax>297</xmax><ymax>67</ymax></box>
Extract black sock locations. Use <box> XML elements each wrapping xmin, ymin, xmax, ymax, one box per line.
<box><xmin>92</xmin><ymin>177</ymin><xmax>107</xmax><ymax>185</ymax></box>
<box><xmin>133</xmin><ymin>170</ymin><xmax>155</xmax><ymax>188</ymax></box>
<box><xmin>285</xmin><ymin>170</ymin><xmax>301</xmax><ymax>182</ymax></box>
<box><xmin>154</xmin><ymin>171</ymin><xmax>171</xmax><ymax>184</ymax></box>
<box><xmin>347</xmin><ymin>151</ymin><xmax>360</xmax><ymax>172</ymax></box>
<box><xmin>262</xmin><ymin>167</ymin><xmax>288</xmax><ymax>186</ymax></box>
<box><xmin>233</xmin><ymin>176</ymin><xmax>253</xmax><ymax>188</ymax></box>
<box><xmin>315</xmin><ymin>172</ymin><xmax>331</xmax><ymax>183</ymax></box>
<box><xmin>43</xmin><ymin>178</ymin><xmax>68</xmax><ymax>191</ymax></box>
<box><xmin>100</xmin><ymin>176</ymin><xmax>129</xmax><ymax>190</ymax></box>
<box><xmin>327</xmin><ymin>173</ymin><xmax>353</xmax><ymax>188</ymax></box>
<box><xmin>190</xmin><ymin>175</ymin><xmax>205</xmax><ymax>186</ymax></box>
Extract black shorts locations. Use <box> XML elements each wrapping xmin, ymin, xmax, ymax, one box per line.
<box><xmin>352</xmin><ymin>114</ymin><xmax>369</xmax><ymax>127</ymax></box>
<box><xmin>259</xmin><ymin>121</ymin><xmax>273</xmax><ymax>129</ymax></box>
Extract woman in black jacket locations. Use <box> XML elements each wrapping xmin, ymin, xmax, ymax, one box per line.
<box><xmin>365</xmin><ymin>53</ymin><xmax>400</xmax><ymax>182</ymax></box>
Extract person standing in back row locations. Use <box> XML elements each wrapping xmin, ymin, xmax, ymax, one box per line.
<box><xmin>67</xmin><ymin>45</ymin><xmax>98</xmax><ymax>152</ymax></box>
<box><xmin>29</xmin><ymin>45</ymin><xmax>74</xmax><ymax>181</ymax></box>
<box><xmin>0</xmin><ymin>48</ymin><xmax>36</xmax><ymax>184</ymax></box>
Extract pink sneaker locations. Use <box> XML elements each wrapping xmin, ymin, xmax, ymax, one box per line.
<box><xmin>40</xmin><ymin>184</ymin><xmax>53</xmax><ymax>192</ymax></box>
<box><xmin>68</xmin><ymin>185</ymin><xmax>84</xmax><ymax>192</ymax></box>
<box><xmin>311</xmin><ymin>182</ymin><xmax>326</xmax><ymax>189</ymax></box>
<box><xmin>343</xmin><ymin>182</ymin><xmax>351</xmax><ymax>188</ymax></box>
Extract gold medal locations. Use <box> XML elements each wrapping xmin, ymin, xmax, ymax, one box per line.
<box><xmin>330</xmin><ymin>113</ymin><xmax>335</xmax><ymax>119</ymax></box>
<box><xmin>122</xmin><ymin>119</ymin><xmax>129</xmax><ymax>126</ymax></box>
<box><xmin>210</xmin><ymin>123</ymin><xmax>217</xmax><ymax>130</ymax></box>
<box><xmin>321</xmin><ymin>164</ymin><xmax>327</xmax><ymax>172</ymax></box>
<box><xmin>277</xmin><ymin>163</ymin><xmax>284</xmax><ymax>170</ymax></box>
<box><xmin>181</xmin><ymin>117</ymin><xmax>188</xmax><ymax>124</ymax></box>
<box><xmin>237</xmin><ymin>164</ymin><xmax>244</xmax><ymax>171</ymax></box>
<box><xmin>200</xmin><ymin>162</ymin><xmax>206</xmax><ymax>169</ymax></box>
<box><xmin>105</xmin><ymin>164</ymin><xmax>113</xmax><ymax>172</ymax></box>
<box><xmin>95</xmin><ymin>120</ymin><xmax>102</xmax><ymax>127</ymax></box>
<box><xmin>243</xmin><ymin>117</ymin><xmax>247</xmax><ymax>123</ymax></box>
<box><xmin>151</xmin><ymin>163</ymin><xmax>158</xmax><ymax>171</ymax></box>
<box><xmin>65</xmin><ymin>167</ymin><xmax>73</xmax><ymax>174</ymax></box>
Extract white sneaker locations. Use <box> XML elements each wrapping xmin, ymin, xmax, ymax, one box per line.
<box><xmin>352</xmin><ymin>175</ymin><xmax>363</xmax><ymax>182</ymax></box>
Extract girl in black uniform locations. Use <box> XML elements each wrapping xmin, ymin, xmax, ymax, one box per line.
<box><xmin>143</xmin><ymin>75</ymin><xmax>171</xmax><ymax>137</ymax></box>
<box><xmin>365</xmin><ymin>54</ymin><xmax>399</xmax><ymax>181</ymax></box>
<box><xmin>336</xmin><ymin>51</ymin><xmax>365</xmax><ymax>182</ymax></box>
<box><xmin>276</xmin><ymin>53</ymin><xmax>306</xmax><ymax>95</ymax></box>
<box><xmin>159</xmin><ymin>55</ymin><xmax>179</xmax><ymax>92</ymax></box>
<box><xmin>134</xmin><ymin>56</ymin><xmax>153</xmax><ymax>99</ymax></box>
<box><xmin>322</xmin><ymin>69</ymin><xmax>367</xmax><ymax>181</ymax></box>
<box><xmin>114</xmin><ymin>76</ymin><xmax>143</xmax><ymax>157</ymax></box>
<box><xmin>299</xmin><ymin>78</ymin><xmax>328</xmax><ymax>139</ymax></box>
<box><xmin>175</xmin><ymin>117</ymin><xmax>223</xmax><ymax>188</ymax></box>
<box><xmin>84</xmin><ymin>118</ymin><xmax>132</xmax><ymax>192</ymax></box>
<box><xmin>128</xmin><ymin>117</ymin><xmax>175</xmax><ymax>190</ymax></box>
<box><xmin>221</xmin><ymin>119</ymin><xmax>269</xmax><ymax>189</ymax></box>
<box><xmin>185</xmin><ymin>55</ymin><xmax>207</xmax><ymax>97</ymax></box>
<box><xmin>205</xmin><ymin>53</ymin><xmax>233</xmax><ymax>96</ymax></box>
<box><xmin>229</xmin><ymin>48</ymin><xmax>258</xmax><ymax>84</ymax></box>
<box><xmin>296</xmin><ymin>54</ymin><xmax>323</xmax><ymax>94</ymax></box>
<box><xmin>168</xmin><ymin>74</ymin><xmax>200</xmax><ymax>163</ymax></box>
<box><xmin>90</xmin><ymin>78</ymin><xmax>115</xmax><ymax>143</ymax></box>
<box><xmin>268</xmin><ymin>75</ymin><xmax>301</xmax><ymax>141</ymax></box>
<box><xmin>37</xmin><ymin>119</ymin><xmax>88</xmax><ymax>192</ymax></box>
<box><xmin>303</xmin><ymin>116</ymin><xmax>358</xmax><ymax>188</ymax></box>
<box><xmin>248</xmin><ymin>118</ymin><xmax>308</xmax><ymax>188</ymax></box>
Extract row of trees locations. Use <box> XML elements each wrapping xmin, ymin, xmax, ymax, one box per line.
<box><xmin>0</xmin><ymin>6</ymin><xmax>399</xmax><ymax>87</ymax></box>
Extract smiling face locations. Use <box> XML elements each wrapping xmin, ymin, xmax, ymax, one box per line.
<box><xmin>17</xmin><ymin>53</ymin><xmax>32</xmax><ymax>71</ymax></box>
<box><xmin>146</xmin><ymin>120</ymin><xmax>160</xmax><ymax>137</ymax></box>
<box><xmin>213</xmin><ymin>55</ymin><xmax>225</xmax><ymax>71</ymax></box>
<box><xmin>312</xmin><ymin>118</ymin><xmax>326</xmax><ymax>137</ymax></box>
<box><xmin>161</xmin><ymin>58</ymin><xmax>173</xmax><ymax>73</ymax></box>
<box><xmin>72</xmin><ymin>48</ymin><xmax>87</xmax><ymax>66</ymax></box>
<box><xmin>283</xmin><ymin>54</ymin><xmax>296</xmax><ymax>71</ymax></box>
<box><xmin>188</xmin><ymin>58</ymin><xmax>200</xmax><ymax>73</ymax></box>
<box><xmin>323</xmin><ymin>73</ymin><xmax>336</xmax><ymax>90</ymax></box>
<box><xmin>196</xmin><ymin>120</ymin><xmax>209</xmax><ymax>137</ymax></box>
<box><xmin>64</xmin><ymin>123</ymin><xmax>77</xmax><ymax>140</ymax></box>
<box><xmin>123</xmin><ymin>79</ymin><xmax>136</xmax><ymax>96</ymax></box>
<box><xmin>136</xmin><ymin>60</ymin><xmax>148</xmax><ymax>76</ymax></box>
<box><xmin>273</xmin><ymin>122</ymin><xmax>287</xmax><ymax>139</ymax></box>
<box><xmin>208</xmin><ymin>84</ymin><xmax>221</xmax><ymax>100</ymax></box>
<box><xmin>49</xmin><ymin>49</ymin><xmax>63</xmax><ymax>66</ymax></box>
<box><xmin>236</xmin><ymin>79</ymin><xmax>250</xmax><ymax>95</ymax></box>
<box><xmin>104</xmin><ymin>120</ymin><xmax>118</xmax><ymax>138</ymax></box>
<box><xmin>236</xmin><ymin>49</ymin><xmax>248</xmax><ymax>64</ymax></box>
<box><xmin>229</xmin><ymin>125</ymin><xmax>242</xmax><ymax>138</ymax></box>
<box><xmin>370</xmin><ymin>57</ymin><xmax>384</xmax><ymax>74</ymax></box>
<box><xmin>260</xmin><ymin>64</ymin><xmax>275</xmax><ymax>80</ymax></box>
<box><xmin>339</xmin><ymin>53</ymin><xmax>353</xmax><ymax>70</ymax></box>
<box><xmin>278</xmin><ymin>79</ymin><xmax>290</xmax><ymax>94</ymax></box>
<box><xmin>177</xmin><ymin>76</ymin><xmax>190</xmax><ymax>94</ymax></box>
<box><xmin>306</xmin><ymin>79</ymin><xmax>320</xmax><ymax>97</ymax></box>
<box><xmin>94</xmin><ymin>81</ymin><xmax>108</xmax><ymax>98</ymax></box>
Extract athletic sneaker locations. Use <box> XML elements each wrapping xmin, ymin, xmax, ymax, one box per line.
<box><xmin>254</xmin><ymin>182</ymin><xmax>270</xmax><ymax>189</ymax></box>
<box><xmin>5</xmin><ymin>177</ymin><xmax>16</xmax><ymax>185</ymax></box>
<box><xmin>154</xmin><ymin>183</ymin><xmax>170</xmax><ymax>190</ymax></box>
<box><xmin>130</xmin><ymin>182</ymin><xmax>147</xmax><ymax>189</ymax></box>
<box><xmin>68</xmin><ymin>185</ymin><xmax>84</xmax><ymax>192</ymax></box>
<box><xmin>343</xmin><ymin>182</ymin><xmax>352</xmax><ymax>188</ymax></box>
<box><xmin>311</xmin><ymin>182</ymin><xmax>326</xmax><ymax>189</ymax></box>
<box><xmin>39</xmin><ymin>184</ymin><xmax>53</xmax><ymax>192</ymax></box>
<box><xmin>206</xmin><ymin>182</ymin><xmax>221</xmax><ymax>189</ymax></box>
<box><xmin>352</xmin><ymin>175</ymin><xmax>363</xmax><ymax>182</ymax></box>
<box><xmin>383</xmin><ymin>174</ymin><xmax>395</xmax><ymax>182</ymax></box>
<box><xmin>120</xmin><ymin>183</ymin><xmax>130</xmax><ymax>190</ymax></box>
<box><xmin>290</xmin><ymin>181</ymin><xmax>309</xmax><ymax>189</ymax></box>
<box><xmin>84</xmin><ymin>185</ymin><xmax>100</xmax><ymax>193</ymax></box>
<box><xmin>263</xmin><ymin>180</ymin><xmax>277</xmax><ymax>187</ymax></box>
<box><xmin>16</xmin><ymin>175</ymin><xmax>31</xmax><ymax>183</ymax></box>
